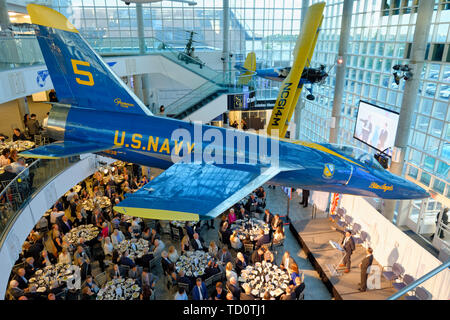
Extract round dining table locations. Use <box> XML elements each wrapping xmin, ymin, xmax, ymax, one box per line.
<box><xmin>97</xmin><ymin>278</ymin><xmax>141</xmax><ymax>300</ymax></box>
<box><xmin>238</xmin><ymin>260</ymin><xmax>290</xmax><ymax>299</ymax></box>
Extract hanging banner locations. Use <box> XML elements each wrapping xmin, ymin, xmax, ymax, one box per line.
<box><xmin>282</xmin><ymin>186</ymin><xmax>292</xmax><ymax>200</ymax></box>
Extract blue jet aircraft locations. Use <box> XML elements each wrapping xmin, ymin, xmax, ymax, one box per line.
<box><xmin>21</xmin><ymin>3</ymin><xmax>428</xmax><ymax>222</ymax></box>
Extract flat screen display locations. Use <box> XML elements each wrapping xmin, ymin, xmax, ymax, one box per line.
<box><xmin>353</xmin><ymin>101</ymin><xmax>399</xmax><ymax>156</ymax></box>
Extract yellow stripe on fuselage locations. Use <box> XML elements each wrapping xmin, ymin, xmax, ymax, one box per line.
<box><xmin>18</xmin><ymin>153</ymin><xmax>60</xmax><ymax>160</ymax></box>
<box><xmin>114</xmin><ymin>206</ymin><xmax>200</xmax><ymax>222</ymax></box>
<box><xmin>27</xmin><ymin>4</ymin><xmax>79</xmax><ymax>33</ymax></box>
<box><xmin>288</xmin><ymin>140</ymin><xmax>365</xmax><ymax>168</ymax></box>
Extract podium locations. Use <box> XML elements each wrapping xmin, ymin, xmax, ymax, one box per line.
<box><xmin>326</xmin><ymin>240</ymin><xmax>345</xmax><ymax>276</ymax></box>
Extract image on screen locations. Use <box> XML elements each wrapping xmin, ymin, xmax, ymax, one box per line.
<box><xmin>353</xmin><ymin>101</ymin><xmax>399</xmax><ymax>156</ymax></box>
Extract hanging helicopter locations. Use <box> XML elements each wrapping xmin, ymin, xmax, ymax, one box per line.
<box><xmin>235</xmin><ymin>52</ymin><xmax>333</xmax><ymax>101</ymax></box>
<box><xmin>177</xmin><ymin>31</ymin><xmax>206</xmax><ymax>69</ymax></box>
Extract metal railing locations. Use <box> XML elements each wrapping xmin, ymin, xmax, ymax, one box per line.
<box><xmin>387</xmin><ymin>259</ymin><xmax>450</xmax><ymax>300</ymax></box>
<box><xmin>0</xmin><ymin>156</ymin><xmax>80</xmax><ymax>247</ymax></box>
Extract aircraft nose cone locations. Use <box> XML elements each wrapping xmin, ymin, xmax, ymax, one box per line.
<box><xmin>402</xmin><ymin>180</ymin><xmax>429</xmax><ymax>199</ymax></box>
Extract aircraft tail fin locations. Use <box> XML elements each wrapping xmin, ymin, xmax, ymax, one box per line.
<box><xmin>238</xmin><ymin>52</ymin><xmax>256</xmax><ymax>85</ymax></box>
<box><xmin>27</xmin><ymin>4</ymin><xmax>152</xmax><ymax>117</ymax></box>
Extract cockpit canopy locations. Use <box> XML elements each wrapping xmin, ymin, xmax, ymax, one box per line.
<box><xmin>325</xmin><ymin>144</ymin><xmax>386</xmax><ymax>171</ymax></box>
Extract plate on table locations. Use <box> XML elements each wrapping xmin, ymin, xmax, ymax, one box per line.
<box><xmin>132</xmin><ymin>292</ymin><xmax>139</xmax><ymax>299</ymax></box>
<box><xmin>251</xmin><ymin>289</ymin><xmax>259</xmax><ymax>296</ymax></box>
<box><xmin>255</xmin><ymin>262</ymin><xmax>261</xmax><ymax>268</ymax></box>
<box><xmin>37</xmin><ymin>287</ymin><xmax>47</xmax><ymax>293</ymax></box>
<box><xmin>35</xmin><ymin>270</ymin><xmax>43</xmax><ymax>275</ymax></box>
<box><xmin>274</xmin><ymin>288</ymin><xmax>284</xmax><ymax>296</ymax></box>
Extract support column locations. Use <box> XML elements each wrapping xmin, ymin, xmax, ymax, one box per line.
<box><xmin>293</xmin><ymin>0</ymin><xmax>310</xmax><ymax>140</ymax></box>
<box><xmin>384</xmin><ymin>0</ymin><xmax>434</xmax><ymax>223</ymax></box>
<box><xmin>133</xmin><ymin>74</ymin><xmax>144</xmax><ymax>102</ymax></box>
<box><xmin>222</xmin><ymin>0</ymin><xmax>229</xmax><ymax>83</ymax></box>
<box><xmin>17</xmin><ymin>98</ymin><xmax>29</xmax><ymax>131</ymax></box>
<box><xmin>0</xmin><ymin>0</ymin><xmax>9</xmax><ymax>27</ymax></box>
<box><xmin>136</xmin><ymin>3</ymin><xmax>151</xmax><ymax>107</ymax></box>
<box><xmin>0</xmin><ymin>0</ymin><xmax>20</xmax><ymax>70</ymax></box>
<box><xmin>136</xmin><ymin>3</ymin><xmax>145</xmax><ymax>54</ymax></box>
<box><xmin>329</xmin><ymin>0</ymin><xmax>353</xmax><ymax>144</ymax></box>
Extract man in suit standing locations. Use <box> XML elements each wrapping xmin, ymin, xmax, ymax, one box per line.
<box><xmin>377</xmin><ymin>123</ymin><xmax>389</xmax><ymax>151</ymax></box>
<box><xmin>299</xmin><ymin>189</ymin><xmax>310</xmax><ymax>208</ymax></box>
<box><xmin>262</xmin><ymin>209</ymin><xmax>273</xmax><ymax>225</ymax></box>
<box><xmin>185</xmin><ymin>222</ymin><xmax>195</xmax><ymax>240</ymax></box>
<box><xmin>192</xmin><ymin>278</ymin><xmax>208</xmax><ymax>300</ymax></box>
<box><xmin>358</xmin><ymin>247</ymin><xmax>374</xmax><ymax>292</ymax></box>
<box><xmin>338</xmin><ymin>229</ymin><xmax>355</xmax><ymax>273</ymax></box>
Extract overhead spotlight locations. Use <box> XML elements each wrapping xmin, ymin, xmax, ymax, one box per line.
<box><xmin>403</xmin><ymin>72</ymin><xmax>413</xmax><ymax>81</ymax></box>
<box><xmin>337</xmin><ymin>56</ymin><xmax>343</xmax><ymax>65</ymax></box>
<box><xmin>393</xmin><ymin>72</ymin><xmax>401</xmax><ymax>85</ymax></box>
<box><xmin>392</xmin><ymin>64</ymin><xmax>413</xmax><ymax>85</ymax></box>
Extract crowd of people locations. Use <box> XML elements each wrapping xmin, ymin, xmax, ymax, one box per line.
<box><xmin>5</xmin><ymin>158</ymin><xmax>306</xmax><ymax>301</ymax></box>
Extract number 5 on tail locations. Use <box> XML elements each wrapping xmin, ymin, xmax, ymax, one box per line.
<box><xmin>71</xmin><ymin>59</ymin><xmax>94</xmax><ymax>86</ymax></box>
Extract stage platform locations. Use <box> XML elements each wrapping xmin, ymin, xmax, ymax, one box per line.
<box><xmin>290</xmin><ymin>217</ymin><xmax>397</xmax><ymax>300</ymax></box>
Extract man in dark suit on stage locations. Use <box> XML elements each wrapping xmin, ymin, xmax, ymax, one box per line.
<box><xmin>358</xmin><ymin>247</ymin><xmax>374</xmax><ymax>292</ymax></box>
<box><xmin>339</xmin><ymin>229</ymin><xmax>355</xmax><ymax>273</ymax></box>
<box><xmin>299</xmin><ymin>189</ymin><xmax>310</xmax><ymax>208</ymax></box>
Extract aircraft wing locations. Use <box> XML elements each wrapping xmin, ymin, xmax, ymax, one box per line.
<box><xmin>113</xmin><ymin>162</ymin><xmax>282</xmax><ymax>221</ymax></box>
<box><xmin>267</xmin><ymin>2</ymin><xmax>325</xmax><ymax>138</ymax></box>
<box><xmin>19</xmin><ymin>140</ymin><xmax>115</xmax><ymax>159</ymax></box>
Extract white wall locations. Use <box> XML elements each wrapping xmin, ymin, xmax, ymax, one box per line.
<box><xmin>0</xmin><ymin>53</ymin><xmax>219</xmax><ymax>104</ymax></box>
<box><xmin>0</xmin><ymin>154</ymin><xmax>114</xmax><ymax>299</ymax></box>
<box><xmin>184</xmin><ymin>94</ymin><xmax>228</xmax><ymax>123</ymax></box>
<box><xmin>340</xmin><ymin>194</ymin><xmax>450</xmax><ymax>300</ymax></box>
